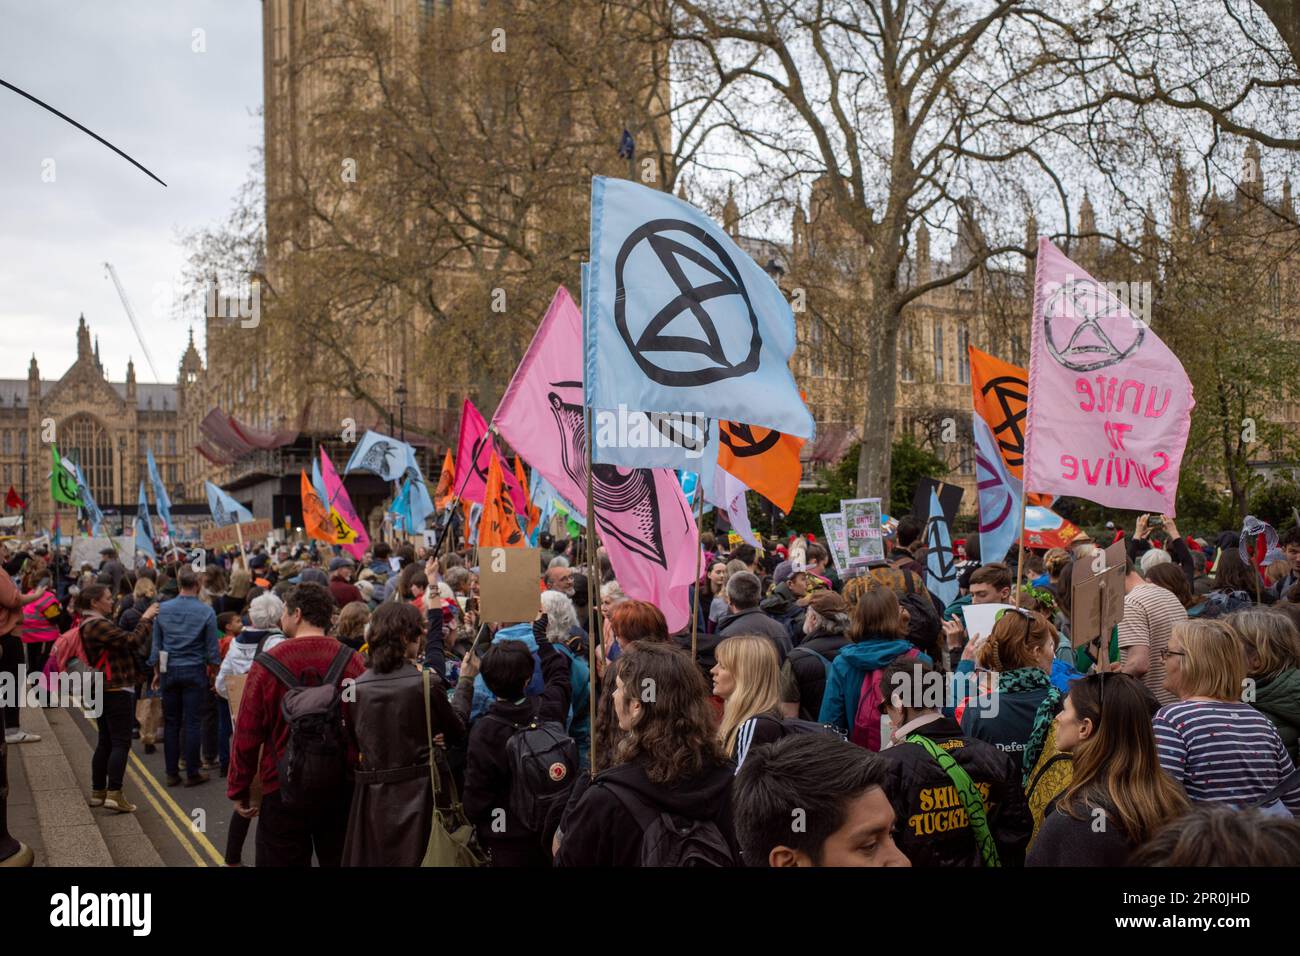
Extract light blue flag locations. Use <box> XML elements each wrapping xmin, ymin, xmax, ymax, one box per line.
<box><xmin>134</xmin><ymin>482</ymin><xmax>157</xmax><ymax>561</ymax></box>
<box><xmin>925</xmin><ymin>488</ymin><xmax>958</xmax><ymax>608</ymax></box>
<box><xmin>311</xmin><ymin>458</ymin><xmax>329</xmax><ymax>510</ymax></box>
<box><xmin>387</xmin><ymin>479</ymin><xmax>414</xmax><ymax>532</ymax></box>
<box><xmin>531</xmin><ymin>473</ymin><xmax>584</xmax><ymax>529</ymax></box>
<box><xmin>585</xmin><ymin>176</ymin><xmax>814</xmax><ymax>440</ymax></box>
<box><xmin>71</xmin><ymin>461</ymin><xmax>104</xmax><ymax>535</ymax></box>
<box><xmin>388</xmin><ymin>476</ymin><xmax>436</xmax><ymax>533</ymax></box>
<box><xmin>345</xmin><ymin>429</ymin><xmax>420</xmax><ymax>483</ymax></box>
<box><xmin>146</xmin><ymin>447</ymin><xmax>172</xmax><ymax>533</ymax></box>
<box><xmin>205</xmin><ymin>480</ymin><xmax>253</xmax><ymax>526</ymax></box>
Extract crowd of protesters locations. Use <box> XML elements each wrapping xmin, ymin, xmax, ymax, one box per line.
<box><xmin>2</xmin><ymin>507</ymin><xmax>1300</xmax><ymax>869</ymax></box>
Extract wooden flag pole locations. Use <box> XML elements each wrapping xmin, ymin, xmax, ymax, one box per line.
<box><xmin>583</xmin><ymin>406</ymin><xmax>599</xmax><ymax>780</ymax></box>
<box><xmin>233</xmin><ymin>516</ymin><xmax>248</xmax><ymax>573</ymax></box>
<box><xmin>1012</xmin><ymin>494</ymin><xmax>1029</xmax><ymax>608</ymax></box>
<box><xmin>689</xmin><ymin>479</ymin><xmax>706</xmax><ymax>662</ymax></box>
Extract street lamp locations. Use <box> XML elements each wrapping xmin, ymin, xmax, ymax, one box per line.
<box><xmin>117</xmin><ymin>435</ymin><xmax>127</xmax><ymax>535</ymax></box>
<box><xmin>396</xmin><ymin>376</ymin><xmax>408</xmax><ymax>444</ymax></box>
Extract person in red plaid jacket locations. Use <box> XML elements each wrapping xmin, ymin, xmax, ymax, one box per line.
<box><xmin>80</xmin><ymin>583</ymin><xmax>158</xmax><ymax>812</ymax></box>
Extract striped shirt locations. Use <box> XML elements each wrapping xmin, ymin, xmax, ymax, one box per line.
<box><xmin>1153</xmin><ymin>700</ymin><xmax>1300</xmax><ymax>816</ymax></box>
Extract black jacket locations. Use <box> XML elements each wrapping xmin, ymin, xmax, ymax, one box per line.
<box><xmin>879</xmin><ymin>716</ymin><xmax>1033</xmax><ymax>867</ymax></box>
<box><xmin>714</xmin><ymin>607</ymin><xmax>793</xmax><ymax>663</ymax></box>
<box><xmin>1026</xmin><ymin>791</ymin><xmax>1136</xmax><ymax>867</ymax></box>
<box><xmin>759</xmin><ymin>584</ymin><xmax>806</xmax><ymax>643</ymax></box>
<box><xmin>463</xmin><ymin>641</ymin><xmax>571</xmax><ymax>845</ymax></box>
<box><xmin>780</xmin><ymin>630</ymin><xmax>849</xmax><ymax>721</ymax></box>
<box><xmin>554</xmin><ymin>755</ymin><xmax>738</xmax><ymax>867</ymax></box>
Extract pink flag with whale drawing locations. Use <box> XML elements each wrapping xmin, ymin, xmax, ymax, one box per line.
<box><xmin>494</xmin><ymin>286</ymin><xmax>700</xmax><ymax>632</ymax></box>
<box><xmin>1023</xmin><ymin>239</ymin><xmax>1194</xmax><ymax>515</ymax></box>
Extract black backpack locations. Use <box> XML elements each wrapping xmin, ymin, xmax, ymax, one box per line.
<box><xmin>752</xmin><ymin>713</ymin><xmax>844</xmax><ymax>740</ymax></box>
<box><xmin>601</xmin><ymin>780</ymin><xmax>739</xmax><ymax>867</ymax></box>
<box><xmin>254</xmin><ymin>644</ymin><xmax>354</xmax><ymax>809</ymax></box>
<box><xmin>484</xmin><ymin>713</ymin><xmax>578</xmax><ymax>838</ymax></box>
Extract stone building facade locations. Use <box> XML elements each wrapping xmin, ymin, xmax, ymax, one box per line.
<box><xmin>0</xmin><ymin>314</ymin><xmax>201</xmax><ymax>531</ymax></box>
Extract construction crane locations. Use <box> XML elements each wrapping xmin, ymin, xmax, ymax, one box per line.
<box><xmin>103</xmin><ymin>261</ymin><xmax>162</xmax><ymax>381</ymax></box>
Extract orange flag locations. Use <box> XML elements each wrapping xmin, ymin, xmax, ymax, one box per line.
<box><xmin>969</xmin><ymin>347</ymin><xmax>1051</xmax><ymax>506</ymax></box>
<box><xmin>717</xmin><ymin>421</ymin><xmax>804</xmax><ymax>513</ymax></box>
<box><xmin>300</xmin><ymin>470</ymin><xmax>333</xmax><ymax>542</ymax></box>
<box><xmin>513</xmin><ymin>455</ymin><xmax>540</xmax><ymax>536</ymax></box>
<box><xmin>480</xmin><ymin>452</ymin><xmax>525</xmax><ymax>548</ymax></box>
<box><xmin>435</xmin><ymin>450</ymin><xmax>455</xmax><ymax>509</ymax></box>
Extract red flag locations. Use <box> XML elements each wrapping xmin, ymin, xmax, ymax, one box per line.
<box><xmin>5</xmin><ymin>486</ymin><xmax>25</xmax><ymax>510</ymax></box>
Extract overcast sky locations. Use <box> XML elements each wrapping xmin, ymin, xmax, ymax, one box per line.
<box><xmin>0</xmin><ymin>0</ymin><xmax>262</xmax><ymax>383</ymax></box>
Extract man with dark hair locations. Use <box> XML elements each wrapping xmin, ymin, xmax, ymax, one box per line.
<box><xmin>226</xmin><ymin>583</ymin><xmax>364</xmax><ymax>867</ymax></box>
<box><xmin>1274</xmin><ymin>526</ymin><xmax>1300</xmax><ymax>600</ymax></box>
<box><xmin>733</xmin><ymin>734</ymin><xmax>910</xmax><ymax>867</ymax></box>
<box><xmin>734</xmin><ymin>543</ymin><xmax>759</xmax><ymax>574</ymax></box>
<box><xmin>716</xmin><ymin>571</ymin><xmax>793</xmax><ymax>663</ymax></box>
<box><xmin>877</xmin><ymin>658</ymin><xmax>1031</xmax><ymax>866</ymax></box>
<box><xmin>462</xmin><ymin>618</ymin><xmax>572</xmax><ymax>867</ymax></box>
<box><xmin>150</xmin><ymin>566</ymin><xmax>220</xmax><ymax>787</ymax></box>
<box><xmin>890</xmin><ymin>516</ymin><xmax>927</xmax><ymax>579</ymax></box>
<box><xmin>367</xmin><ymin>542</ymin><xmax>392</xmax><ymax>577</ymax></box>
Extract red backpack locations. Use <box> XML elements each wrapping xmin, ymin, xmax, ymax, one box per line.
<box><xmin>851</xmin><ymin>647</ymin><xmax>920</xmax><ymax>750</ymax></box>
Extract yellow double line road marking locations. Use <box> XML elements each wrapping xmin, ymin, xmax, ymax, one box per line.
<box><xmin>86</xmin><ymin>714</ymin><xmax>225</xmax><ymax>866</ymax></box>
<box><xmin>127</xmin><ymin>750</ymin><xmax>226</xmax><ymax>867</ymax></box>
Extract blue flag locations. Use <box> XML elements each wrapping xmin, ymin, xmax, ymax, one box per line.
<box><xmin>135</xmin><ymin>482</ymin><xmax>157</xmax><ymax>561</ymax></box>
<box><xmin>311</xmin><ymin>457</ymin><xmax>330</xmax><ymax>509</ymax></box>
<box><xmin>146</xmin><ymin>447</ymin><xmax>172</xmax><ymax>533</ymax></box>
<box><xmin>585</xmin><ymin>176</ymin><xmax>813</xmax><ymax>440</ymax></box>
<box><xmin>71</xmin><ymin>461</ymin><xmax>104</xmax><ymax>536</ymax></box>
<box><xmin>925</xmin><ymin>488</ymin><xmax>958</xmax><ymax>608</ymax></box>
<box><xmin>205</xmin><ymin>480</ymin><xmax>253</xmax><ymax>526</ymax></box>
<box><xmin>388</xmin><ymin>476</ymin><xmax>436</xmax><ymax>533</ymax></box>
<box><xmin>345</xmin><ymin>429</ymin><xmax>421</xmax><ymax>483</ymax></box>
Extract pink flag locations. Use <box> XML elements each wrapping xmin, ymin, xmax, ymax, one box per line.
<box><xmin>495</xmin><ymin>287</ymin><xmax>700</xmax><ymax>632</ymax></box>
<box><xmin>320</xmin><ymin>447</ymin><xmax>370</xmax><ymax>561</ymax></box>
<box><xmin>451</xmin><ymin>399</ymin><xmax>526</xmax><ymax>512</ymax></box>
<box><xmin>1023</xmin><ymin>239</ymin><xmax>1194</xmax><ymax>515</ymax></box>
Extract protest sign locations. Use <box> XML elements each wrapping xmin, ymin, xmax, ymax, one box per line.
<box><xmin>70</xmin><ymin>536</ymin><xmax>131</xmax><ymax>570</ymax></box>
<box><xmin>841</xmin><ymin>498</ymin><xmax>883</xmax><ymax>567</ymax></box>
<box><xmin>478</xmin><ymin>546</ymin><xmax>543</xmax><ymax>623</ymax></box>
<box><xmin>964</xmin><ymin>602</ymin><xmax>1016</xmax><ymax>642</ymax></box>
<box><xmin>201</xmin><ymin>519</ymin><xmax>273</xmax><ymax>550</ymax></box>
<box><xmin>1069</xmin><ymin>539</ymin><xmax>1127</xmax><ymax>649</ymax></box>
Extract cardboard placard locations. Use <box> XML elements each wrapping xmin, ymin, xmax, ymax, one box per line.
<box><xmin>1070</xmin><ymin>540</ymin><xmax>1128</xmax><ymax>649</ymax></box>
<box><xmin>202</xmin><ymin>519</ymin><xmax>273</xmax><ymax>549</ymax></box>
<box><xmin>478</xmin><ymin>546</ymin><xmax>543</xmax><ymax>623</ymax></box>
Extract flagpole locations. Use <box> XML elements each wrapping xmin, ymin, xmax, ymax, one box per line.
<box><xmin>689</xmin><ymin>477</ymin><xmax>705</xmax><ymax>662</ymax></box>
<box><xmin>1013</xmin><ymin>494</ymin><xmax>1028</xmax><ymax>608</ymax></box>
<box><xmin>233</xmin><ymin>515</ymin><xmax>248</xmax><ymax>572</ymax></box>
<box><xmin>583</xmin><ymin>406</ymin><xmax>599</xmax><ymax>780</ymax></box>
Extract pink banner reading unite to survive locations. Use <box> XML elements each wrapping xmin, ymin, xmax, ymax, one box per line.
<box><xmin>1023</xmin><ymin>239</ymin><xmax>1194</xmax><ymax>516</ymax></box>
<box><xmin>494</xmin><ymin>286</ymin><xmax>700</xmax><ymax>632</ymax></box>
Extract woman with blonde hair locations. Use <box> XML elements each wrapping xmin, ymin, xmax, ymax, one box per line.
<box><xmin>712</xmin><ymin>635</ymin><xmax>783</xmax><ymax>768</ymax></box>
<box><xmin>1027</xmin><ymin>673</ymin><xmax>1189</xmax><ymax>865</ymax></box>
<box><xmin>1230</xmin><ymin>608</ymin><xmax>1300</xmax><ymax>762</ymax></box>
<box><xmin>1154</xmin><ymin>618</ymin><xmax>1300</xmax><ymax>815</ymax></box>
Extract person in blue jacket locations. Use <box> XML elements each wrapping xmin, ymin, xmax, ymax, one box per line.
<box><xmin>820</xmin><ymin>587</ymin><xmax>930</xmax><ymax>750</ymax></box>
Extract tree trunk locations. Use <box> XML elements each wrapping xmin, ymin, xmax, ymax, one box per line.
<box><xmin>856</xmin><ymin>296</ymin><xmax>901</xmax><ymax>501</ymax></box>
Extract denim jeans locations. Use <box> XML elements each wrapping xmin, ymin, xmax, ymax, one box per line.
<box><xmin>162</xmin><ymin>665</ymin><xmax>207</xmax><ymax>779</ymax></box>
<box><xmin>91</xmin><ymin>689</ymin><xmax>134</xmax><ymax>791</ymax></box>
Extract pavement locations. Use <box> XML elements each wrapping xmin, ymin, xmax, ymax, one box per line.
<box><xmin>7</xmin><ymin>700</ymin><xmax>256</xmax><ymax>867</ymax></box>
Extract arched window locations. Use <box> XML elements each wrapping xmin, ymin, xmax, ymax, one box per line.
<box><xmin>62</xmin><ymin>414</ymin><xmax>114</xmax><ymax>504</ymax></box>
